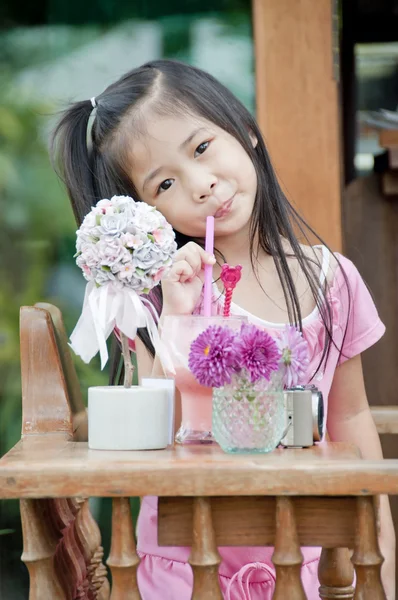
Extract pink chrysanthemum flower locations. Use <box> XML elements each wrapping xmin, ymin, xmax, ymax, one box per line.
<box><xmin>236</xmin><ymin>323</ymin><xmax>281</xmax><ymax>383</ymax></box>
<box><xmin>188</xmin><ymin>325</ymin><xmax>239</xmax><ymax>387</ymax></box>
<box><xmin>276</xmin><ymin>325</ymin><xmax>309</xmax><ymax>388</ymax></box>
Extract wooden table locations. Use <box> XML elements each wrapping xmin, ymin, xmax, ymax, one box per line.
<box><xmin>1</xmin><ymin>436</ymin><xmax>397</xmax><ymax>599</ymax></box>
<box><xmin>1</xmin><ymin>437</ymin><xmax>398</xmax><ymax>498</ymax></box>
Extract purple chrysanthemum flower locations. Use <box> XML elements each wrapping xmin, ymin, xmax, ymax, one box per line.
<box><xmin>276</xmin><ymin>325</ymin><xmax>309</xmax><ymax>388</ymax></box>
<box><xmin>188</xmin><ymin>325</ymin><xmax>240</xmax><ymax>387</ymax></box>
<box><xmin>235</xmin><ymin>323</ymin><xmax>281</xmax><ymax>383</ymax></box>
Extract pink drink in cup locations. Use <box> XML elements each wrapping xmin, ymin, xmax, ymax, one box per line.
<box><xmin>161</xmin><ymin>315</ymin><xmax>247</xmax><ymax>444</ymax></box>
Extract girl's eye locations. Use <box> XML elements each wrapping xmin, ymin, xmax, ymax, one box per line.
<box><xmin>194</xmin><ymin>141</ymin><xmax>210</xmax><ymax>157</ymax></box>
<box><xmin>157</xmin><ymin>179</ymin><xmax>174</xmax><ymax>194</ymax></box>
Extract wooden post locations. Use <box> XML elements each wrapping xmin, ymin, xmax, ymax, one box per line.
<box><xmin>252</xmin><ymin>0</ymin><xmax>342</xmax><ymax>250</ymax></box>
<box><xmin>272</xmin><ymin>497</ymin><xmax>307</xmax><ymax>599</ymax></box>
<box><xmin>107</xmin><ymin>498</ymin><xmax>141</xmax><ymax>599</ymax></box>
<box><xmin>20</xmin><ymin>499</ymin><xmax>66</xmax><ymax>600</ymax></box>
<box><xmin>318</xmin><ymin>548</ymin><xmax>355</xmax><ymax>599</ymax></box>
<box><xmin>352</xmin><ymin>497</ymin><xmax>386</xmax><ymax>599</ymax></box>
<box><xmin>188</xmin><ymin>497</ymin><xmax>223</xmax><ymax>600</ymax></box>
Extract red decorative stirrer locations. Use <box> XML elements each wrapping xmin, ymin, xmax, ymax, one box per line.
<box><xmin>220</xmin><ymin>264</ymin><xmax>242</xmax><ymax>317</ymax></box>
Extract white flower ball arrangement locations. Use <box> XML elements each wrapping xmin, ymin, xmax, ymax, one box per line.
<box><xmin>70</xmin><ymin>195</ymin><xmax>177</xmax><ymax>376</ymax></box>
<box><xmin>75</xmin><ymin>195</ymin><xmax>177</xmax><ymax>293</ymax></box>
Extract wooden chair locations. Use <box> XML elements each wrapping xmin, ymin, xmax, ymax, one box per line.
<box><xmin>1</xmin><ymin>302</ymin><xmax>398</xmax><ymax>599</ymax></box>
<box><xmin>18</xmin><ymin>304</ymin><xmax>110</xmax><ymax>599</ymax></box>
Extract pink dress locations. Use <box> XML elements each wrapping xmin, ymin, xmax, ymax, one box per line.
<box><xmin>136</xmin><ymin>248</ymin><xmax>385</xmax><ymax>599</ymax></box>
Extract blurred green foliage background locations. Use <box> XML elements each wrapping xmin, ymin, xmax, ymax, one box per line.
<box><xmin>0</xmin><ymin>2</ymin><xmax>254</xmax><ymax>596</ymax></box>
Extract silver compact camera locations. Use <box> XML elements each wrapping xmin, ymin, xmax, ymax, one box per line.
<box><xmin>280</xmin><ymin>385</ymin><xmax>324</xmax><ymax>448</ymax></box>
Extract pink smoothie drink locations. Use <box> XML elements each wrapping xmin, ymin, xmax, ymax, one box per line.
<box><xmin>174</xmin><ymin>366</ymin><xmax>213</xmax><ymax>431</ymax></box>
<box><xmin>161</xmin><ymin>315</ymin><xmax>247</xmax><ymax>444</ymax></box>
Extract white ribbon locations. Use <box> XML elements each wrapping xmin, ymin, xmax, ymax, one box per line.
<box><xmin>69</xmin><ymin>281</ymin><xmax>174</xmax><ymax>373</ymax></box>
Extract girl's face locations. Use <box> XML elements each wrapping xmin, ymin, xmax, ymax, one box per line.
<box><xmin>128</xmin><ymin>112</ymin><xmax>257</xmax><ymax>240</ymax></box>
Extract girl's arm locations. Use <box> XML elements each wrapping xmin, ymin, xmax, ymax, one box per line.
<box><xmin>327</xmin><ymin>353</ymin><xmax>396</xmax><ymax>600</ymax></box>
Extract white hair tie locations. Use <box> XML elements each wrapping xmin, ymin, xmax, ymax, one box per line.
<box><xmin>90</xmin><ymin>97</ymin><xmax>97</xmax><ymax>109</ymax></box>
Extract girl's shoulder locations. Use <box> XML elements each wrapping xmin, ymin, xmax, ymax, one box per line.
<box><xmin>299</xmin><ymin>244</ymin><xmax>385</xmax><ymax>365</ymax></box>
<box><xmin>300</xmin><ymin>244</ymin><xmax>382</xmax><ymax>328</ymax></box>
<box><xmin>300</xmin><ymin>243</ymin><xmax>360</xmax><ymax>293</ymax></box>
<box><xmin>309</xmin><ymin>245</ymin><xmax>384</xmax><ymax>335</ymax></box>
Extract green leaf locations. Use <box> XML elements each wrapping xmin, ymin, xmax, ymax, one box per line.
<box><xmin>101</xmin><ymin>265</ymin><xmax>111</xmax><ymax>271</ymax></box>
<box><xmin>147</xmin><ymin>234</ymin><xmax>155</xmax><ymax>242</ymax></box>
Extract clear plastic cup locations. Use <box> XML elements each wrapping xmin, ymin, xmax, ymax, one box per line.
<box><xmin>161</xmin><ymin>315</ymin><xmax>247</xmax><ymax>444</ymax></box>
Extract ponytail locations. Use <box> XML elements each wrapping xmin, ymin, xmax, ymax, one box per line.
<box><xmin>51</xmin><ymin>100</ymin><xmax>97</xmax><ymax>224</ymax></box>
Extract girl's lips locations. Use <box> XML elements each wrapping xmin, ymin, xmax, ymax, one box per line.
<box><xmin>214</xmin><ymin>196</ymin><xmax>234</xmax><ymax>219</ymax></box>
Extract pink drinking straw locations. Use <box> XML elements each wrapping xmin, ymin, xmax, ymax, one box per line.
<box><xmin>203</xmin><ymin>215</ymin><xmax>215</xmax><ymax>317</ymax></box>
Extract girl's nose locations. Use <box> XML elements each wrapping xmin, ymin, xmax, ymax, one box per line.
<box><xmin>192</xmin><ymin>174</ymin><xmax>218</xmax><ymax>203</ymax></box>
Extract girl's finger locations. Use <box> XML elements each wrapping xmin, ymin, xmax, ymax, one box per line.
<box><xmin>174</xmin><ymin>250</ymin><xmax>201</xmax><ymax>274</ymax></box>
<box><xmin>166</xmin><ymin>260</ymin><xmax>194</xmax><ymax>283</ymax></box>
<box><xmin>175</xmin><ymin>242</ymin><xmax>216</xmax><ymax>267</ymax></box>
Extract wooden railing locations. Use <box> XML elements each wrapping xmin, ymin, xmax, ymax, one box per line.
<box><xmin>371</xmin><ymin>406</ymin><xmax>398</xmax><ymax>435</ymax></box>
<box><xmin>0</xmin><ymin>304</ymin><xmax>397</xmax><ymax>600</ymax></box>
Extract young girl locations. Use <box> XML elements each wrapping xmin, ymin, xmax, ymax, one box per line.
<box><xmin>52</xmin><ymin>59</ymin><xmax>395</xmax><ymax>599</ymax></box>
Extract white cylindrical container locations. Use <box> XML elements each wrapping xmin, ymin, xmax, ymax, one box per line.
<box><xmin>88</xmin><ymin>386</ymin><xmax>169</xmax><ymax>450</ymax></box>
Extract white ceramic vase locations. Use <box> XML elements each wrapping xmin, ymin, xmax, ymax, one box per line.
<box><xmin>88</xmin><ymin>385</ymin><xmax>170</xmax><ymax>450</ymax></box>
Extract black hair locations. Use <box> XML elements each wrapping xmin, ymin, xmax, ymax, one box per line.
<box><xmin>51</xmin><ymin>59</ymin><xmax>350</xmax><ymax>384</ymax></box>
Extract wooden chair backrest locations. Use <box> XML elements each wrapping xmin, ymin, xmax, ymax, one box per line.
<box><xmin>20</xmin><ymin>304</ymin><xmax>87</xmax><ymax>441</ymax></box>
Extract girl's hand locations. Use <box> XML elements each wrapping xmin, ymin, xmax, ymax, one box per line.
<box><xmin>161</xmin><ymin>241</ymin><xmax>216</xmax><ymax>316</ymax></box>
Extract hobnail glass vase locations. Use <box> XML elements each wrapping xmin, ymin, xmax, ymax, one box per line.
<box><xmin>212</xmin><ymin>373</ymin><xmax>285</xmax><ymax>454</ymax></box>
<box><xmin>160</xmin><ymin>315</ymin><xmax>247</xmax><ymax>444</ymax></box>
